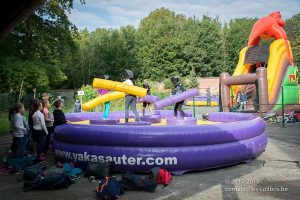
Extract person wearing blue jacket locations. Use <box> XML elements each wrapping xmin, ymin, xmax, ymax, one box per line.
<box><xmin>239</xmin><ymin>92</ymin><xmax>248</xmax><ymax>111</ymax></box>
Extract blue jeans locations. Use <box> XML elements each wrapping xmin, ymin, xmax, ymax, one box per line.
<box><xmin>21</xmin><ymin>134</ymin><xmax>29</xmax><ymax>155</ymax></box>
<box><xmin>125</xmin><ymin>95</ymin><xmax>140</xmax><ymax>122</ymax></box>
<box><xmin>13</xmin><ymin>137</ymin><xmax>24</xmax><ymax>158</ymax></box>
<box><xmin>103</xmin><ymin>102</ymin><xmax>110</xmax><ymax>119</ymax></box>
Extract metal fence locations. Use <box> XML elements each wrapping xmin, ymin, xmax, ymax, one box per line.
<box><xmin>217</xmin><ymin>85</ymin><xmax>300</xmax><ymax>127</ymax></box>
<box><xmin>0</xmin><ymin>92</ymin><xmax>76</xmax><ymax>112</ymax></box>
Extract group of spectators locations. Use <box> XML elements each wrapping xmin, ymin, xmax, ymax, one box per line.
<box><xmin>9</xmin><ymin>93</ymin><xmax>69</xmax><ymax>165</ymax></box>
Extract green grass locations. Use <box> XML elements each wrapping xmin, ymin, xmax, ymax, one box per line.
<box><xmin>0</xmin><ymin>111</ymin><xmax>29</xmax><ymax>135</ymax></box>
<box><xmin>0</xmin><ymin>111</ymin><xmax>10</xmax><ymax>135</ymax></box>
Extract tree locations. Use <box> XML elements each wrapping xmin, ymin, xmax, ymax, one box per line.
<box><xmin>1</xmin><ymin>3</ymin><xmax>299</xmax><ymax>93</ymax></box>
<box><xmin>223</xmin><ymin>18</ymin><xmax>257</xmax><ymax>74</ymax></box>
<box><xmin>0</xmin><ymin>0</ymin><xmax>83</xmax><ymax>92</ymax></box>
<box><xmin>136</xmin><ymin>8</ymin><xmax>188</xmax><ymax>80</ymax></box>
<box><xmin>71</xmin><ymin>26</ymin><xmax>139</xmax><ymax>88</ymax></box>
<box><xmin>187</xmin><ymin>66</ymin><xmax>199</xmax><ymax>88</ymax></box>
<box><xmin>286</xmin><ymin>13</ymin><xmax>300</xmax><ymax>66</ymax></box>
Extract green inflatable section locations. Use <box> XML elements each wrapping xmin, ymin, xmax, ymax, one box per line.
<box><xmin>272</xmin><ymin>66</ymin><xmax>299</xmax><ymax>111</ymax></box>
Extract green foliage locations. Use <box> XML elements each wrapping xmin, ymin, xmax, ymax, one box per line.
<box><xmin>163</xmin><ymin>78</ymin><xmax>173</xmax><ymax>89</ymax></box>
<box><xmin>0</xmin><ymin>0</ymin><xmax>81</xmax><ymax>92</ymax></box>
<box><xmin>286</xmin><ymin>13</ymin><xmax>300</xmax><ymax>65</ymax></box>
<box><xmin>187</xmin><ymin>67</ymin><xmax>199</xmax><ymax>88</ymax></box>
<box><xmin>0</xmin><ymin>111</ymin><xmax>9</xmax><ymax>134</ymax></box>
<box><xmin>70</xmin><ymin>26</ymin><xmax>139</xmax><ymax>88</ymax></box>
<box><xmin>0</xmin><ymin>56</ymin><xmax>50</xmax><ymax>91</ymax></box>
<box><xmin>78</xmin><ymin>85</ymin><xmax>97</xmax><ymax>103</ymax></box>
<box><xmin>222</xmin><ymin>18</ymin><xmax>257</xmax><ymax>74</ymax></box>
<box><xmin>1</xmin><ymin>4</ymin><xmax>300</xmax><ymax>93</ymax></box>
<box><xmin>154</xmin><ymin>90</ymin><xmax>171</xmax><ymax>100</ymax></box>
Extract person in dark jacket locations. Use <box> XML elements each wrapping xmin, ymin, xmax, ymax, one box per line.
<box><xmin>142</xmin><ymin>83</ymin><xmax>151</xmax><ymax>116</ymax></box>
<box><xmin>28</xmin><ymin>98</ymin><xmax>39</xmax><ymax>156</ymax></box>
<box><xmin>171</xmin><ymin>76</ymin><xmax>186</xmax><ymax>118</ymax></box>
<box><xmin>53</xmin><ymin>99</ymin><xmax>68</xmax><ymax>128</ymax></box>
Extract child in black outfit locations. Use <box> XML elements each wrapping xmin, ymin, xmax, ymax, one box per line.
<box><xmin>53</xmin><ymin>99</ymin><xmax>68</xmax><ymax>128</ymax></box>
<box><xmin>142</xmin><ymin>83</ymin><xmax>151</xmax><ymax>116</ymax></box>
<box><xmin>171</xmin><ymin>76</ymin><xmax>186</xmax><ymax>118</ymax></box>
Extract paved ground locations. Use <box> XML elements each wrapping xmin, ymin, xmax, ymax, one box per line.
<box><xmin>0</xmin><ymin>108</ymin><xmax>299</xmax><ymax>200</ymax></box>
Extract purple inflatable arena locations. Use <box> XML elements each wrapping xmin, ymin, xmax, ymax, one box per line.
<box><xmin>53</xmin><ymin>111</ymin><xmax>267</xmax><ymax>175</ymax></box>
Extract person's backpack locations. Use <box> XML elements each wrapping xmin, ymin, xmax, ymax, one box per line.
<box><xmin>23</xmin><ymin>174</ymin><xmax>73</xmax><ymax>192</ymax></box>
<box><xmin>23</xmin><ymin>164</ymin><xmax>46</xmax><ymax>181</ymax></box>
<box><xmin>63</xmin><ymin>163</ymin><xmax>82</xmax><ymax>177</ymax></box>
<box><xmin>96</xmin><ymin>176</ymin><xmax>121</xmax><ymax>200</ymax></box>
<box><xmin>157</xmin><ymin>169</ymin><xmax>172</xmax><ymax>186</ymax></box>
<box><xmin>119</xmin><ymin>167</ymin><xmax>159</xmax><ymax>193</ymax></box>
<box><xmin>84</xmin><ymin>162</ymin><xmax>114</xmax><ymax>179</ymax></box>
<box><xmin>6</xmin><ymin>155</ymin><xmax>35</xmax><ymax>171</ymax></box>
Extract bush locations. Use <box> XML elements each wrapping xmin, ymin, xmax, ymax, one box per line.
<box><xmin>163</xmin><ymin>78</ymin><xmax>173</xmax><ymax>89</ymax></box>
<box><xmin>77</xmin><ymin>85</ymin><xmax>98</xmax><ymax>103</ymax></box>
<box><xmin>187</xmin><ymin>67</ymin><xmax>199</xmax><ymax>89</ymax></box>
<box><xmin>62</xmin><ymin>98</ymin><xmax>76</xmax><ymax>113</ymax></box>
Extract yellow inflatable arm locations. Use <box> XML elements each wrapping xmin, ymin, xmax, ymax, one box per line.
<box><xmin>93</xmin><ymin>78</ymin><xmax>147</xmax><ymax>97</ymax></box>
<box><xmin>82</xmin><ymin>91</ymin><xmax>125</xmax><ymax>111</ymax></box>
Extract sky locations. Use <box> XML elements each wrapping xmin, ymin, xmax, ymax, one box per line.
<box><xmin>67</xmin><ymin>0</ymin><xmax>300</xmax><ymax>31</ymax></box>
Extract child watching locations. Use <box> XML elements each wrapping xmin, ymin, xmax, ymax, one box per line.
<box><xmin>10</xmin><ymin>103</ymin><xmax>27</xmax><ymax>158</ymax></box>
<box><xmin>32</xmin><ymin>101</ymin><xmax>48</xmax><ymax>161</ymax></box>
<box><xmin>123</xmin><ymin>69</ymin><xmax>141</xmax><ymax>123</ymax></box>
<box><xmin>171</xmin><ymin>76</ymin><xmax>186</xmax><ymax>118</ymax></box>
<box><xmin>98</xmin><ymin>75</ymin><xmax>111</xmax><ymax>120</ymax></box>
<box><xmin>53</xmin><ymin>98</ymin><xmax>68</xmax><ymax>128</ymax></box>
<box><xmin>142</xmin><ymin>83</ymin><xmax>151</xmax><ymax>116</ymax></box>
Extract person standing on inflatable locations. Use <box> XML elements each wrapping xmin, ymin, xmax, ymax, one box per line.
<box><xmin>142</xmin><ymin>83</ymin><xmax>151</xmax><ymax>116</ymax></box>
<box><xmin>123</xmin><ymin>70</ymin><xmax>141</xmax><ymax>123</ymax></box>
<box><xmin>171</xmin><ymin>76</ymin><xmax>186</xmax><ymax>118</ymax></box>
<box><xmin>98</xmin><ymin>75</ymin><xmax>111</xmax><ymax>120</ymax></box>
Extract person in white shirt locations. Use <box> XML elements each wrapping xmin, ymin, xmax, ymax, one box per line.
<box><xmin>32</xmin><ymin>100</ymin><xmax>48</xmax><ymax>161</ymax></box>
<box><xmin>123</xmin><ymin>69</ymin><xmax>141</xmax><ymax>123</ymax></box>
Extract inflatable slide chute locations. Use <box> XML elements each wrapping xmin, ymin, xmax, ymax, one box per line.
<box><xmin>154</xmin><ymin>89</ymin><xmax>199</xmax><ymax>110</ymax></box>
<box><xmin>222</xmin><ymin>11</ymin><xmax>300</xmax><ymax>112</ymax></box>
<box><xmin>271</xmin><ymin>65</ymin><xmax>299</xmax><ymax>111</ymax></box>
<box><xmin>93</xmin><ymin>78</ymin><xmax>147</xmax><ymax>97</ymax></box>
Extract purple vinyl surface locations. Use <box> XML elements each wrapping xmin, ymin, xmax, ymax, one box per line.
<box><xmin>65</xmin><ymin>110</ymin><xmax>191</xmax><ymax>122</ymax></box>
<box><xmin>189</xmin><ymin>95</ymin><xmax>219</xmax><ymax>101</ymax></box>
<box><xmin>90</xmin><ymin>119</ymin><xmax>118</xmax><ymax>125</ymax></box>
<box><xmin>137</xmin><ymin>95</ymin><xmax>160</xmax><ymax>103</ymax></box>
<box><xmin>54</xmin><ymin>111</ymin><xmax>267</xmax><ymax>174</ymax></box>
<box><xmin>154</xmin><ymin>89</ymin><xmax>199</xmax><ymax>110</ymax></box>
<box><xmin>166</xmin><ymin>117</ymin><xmax>197</xmax><ymax>125</ymax></box>
<box><xmin>116</xmin><ymin>121</ymin><xmax>151</xmax><ymax>126</ymax></box>
<box><xmin>141</xmin><ymin>114</ymin><xmax>161</xmax><ymax>123</ymax></box>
